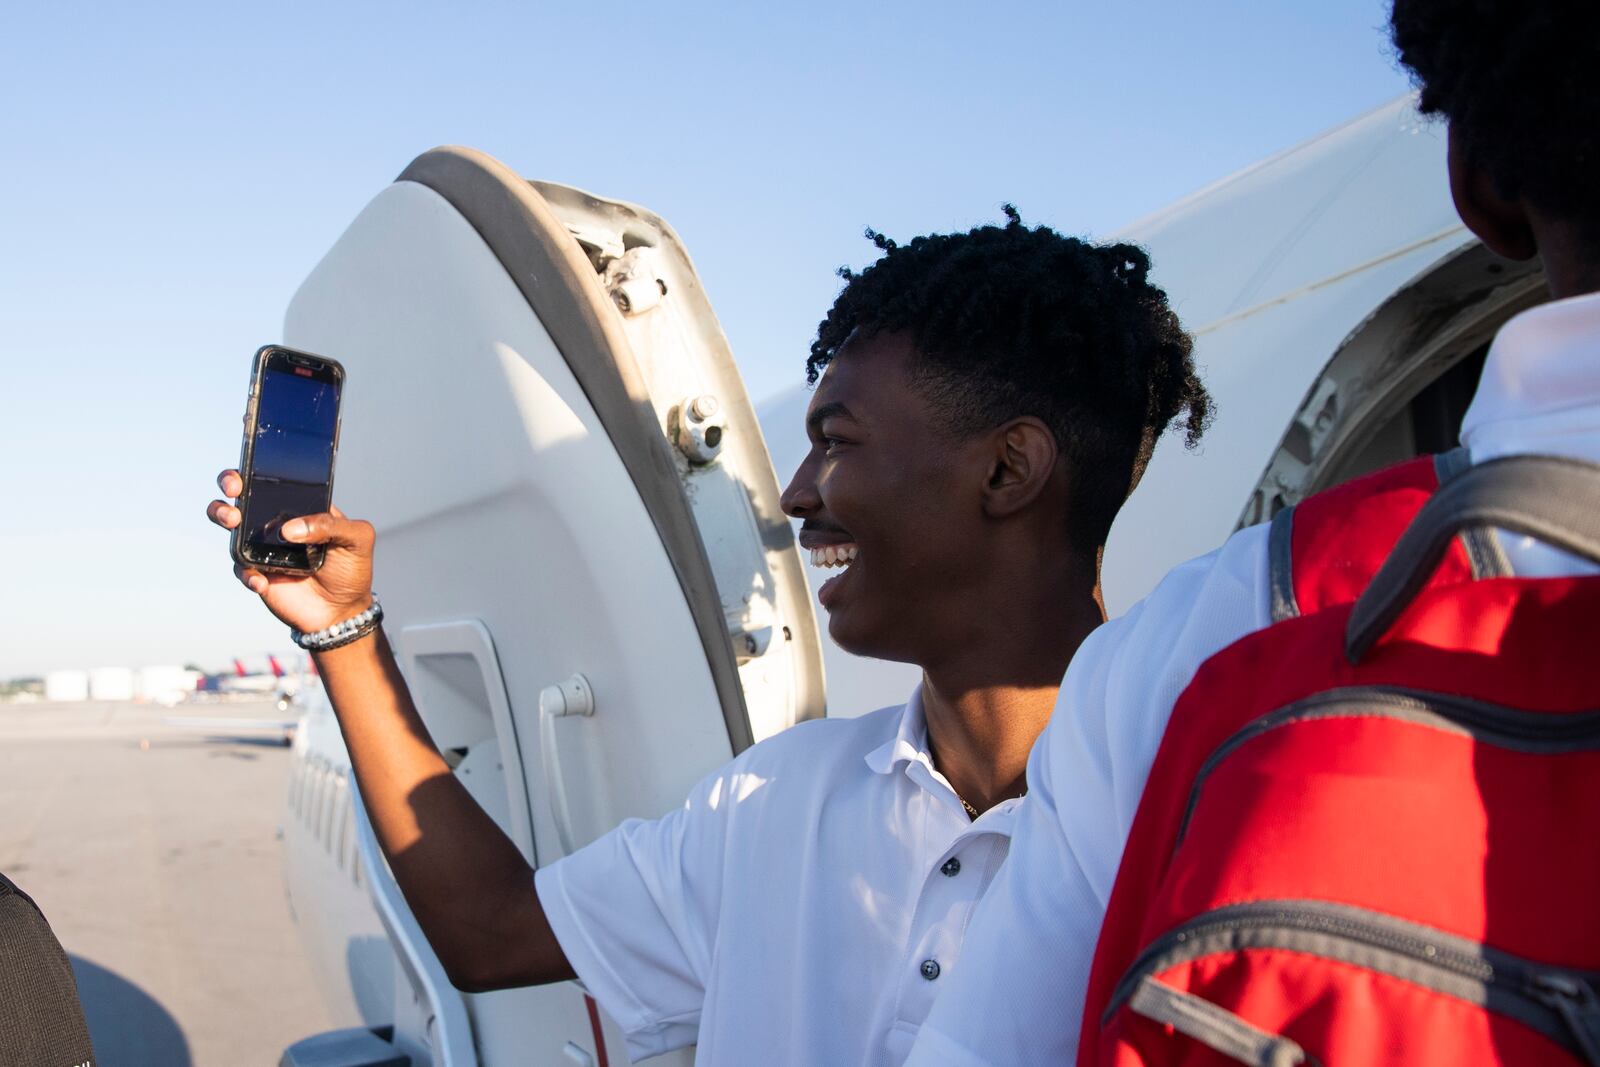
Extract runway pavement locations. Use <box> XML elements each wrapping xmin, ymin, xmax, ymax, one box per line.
<box><xmin>0</xmin><ymin>698</ymin><xmax>336</xmax><ymax>1065</ymax></box>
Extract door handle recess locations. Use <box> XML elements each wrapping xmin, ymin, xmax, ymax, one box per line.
<box><xmin>539</xmin><ymin>674</ymin><xmax>595</xmax><ymax>857</ymax></box>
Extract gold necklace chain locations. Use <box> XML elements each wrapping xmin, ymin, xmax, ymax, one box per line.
<box><xmin>959</xmin><ymin>796</ymin><xmax>980</xmax><ymax>820</ymax></box>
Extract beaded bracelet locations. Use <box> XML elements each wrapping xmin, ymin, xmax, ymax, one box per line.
<box><xmin>291</xmin><ymin>597</ymin><xmax>383</xmax><ymax>652</ymax></box>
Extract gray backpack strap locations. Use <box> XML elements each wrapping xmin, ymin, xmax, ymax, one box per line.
<box><xmin>1267</xmin><ymin>504</ymin><xmax>1301</xmax><ymax>623</ymax></box>
<box><xmin>1433</xmin><ymin>447</ymin><xmax>1514</xmax><ymax>579</ymax></box>
<box><xmin>1128</xmin><ymin>976</ymin><xmax>1307</xmax><ymax>1066</ymax></box>
<box><xmin>1347</xmin><ymin>455</ymin><xmax>1600</xmax><ymax>663</ymax></box>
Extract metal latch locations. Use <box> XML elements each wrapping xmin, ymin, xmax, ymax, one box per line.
<box><xmin>604</xmin><ymin>247</ymin><xmax>666</xmax><ymax>316</ymax></box>
<box><xmin>673</xmin><ymin>394</ymin><xmax>725</xmax><ymax>465</ymax></box>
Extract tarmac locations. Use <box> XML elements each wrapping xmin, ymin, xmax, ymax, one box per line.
<box><xmin>0</xmin><ymin>698</ymin><xmax>336</xmax><ymax>1065</ymax></box>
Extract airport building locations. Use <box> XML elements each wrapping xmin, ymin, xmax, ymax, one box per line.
<box><xmin>39</xmin><ymin>665</ymin><xmax>204</xmax><ymax>704</ymax></box>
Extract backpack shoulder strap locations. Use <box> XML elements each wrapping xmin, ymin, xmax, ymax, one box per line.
<box><xmin>1267</xmin><ymin>503</ymin><xmax>1301</xmax><ymax>623</ymax></box>
<box><xmin>1434</xmin><ymin>446</ymin><xmax>1514</xmax><ymax>579</ymax></box>
<box><xmin>1274</xmin><ymin>455</ymin><xmax>1468</xmax><ymax>618</ymax></box>
<box><xmin>1348</xmin><ymin>454</ymin><xmax>1600</xmax><ymax>661</ymax></box>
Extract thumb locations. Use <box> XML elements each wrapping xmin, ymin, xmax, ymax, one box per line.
<box><xmin>279</xmin><ymin>512</ymin><xmax>374</xmax><ymax>551</ymax></box>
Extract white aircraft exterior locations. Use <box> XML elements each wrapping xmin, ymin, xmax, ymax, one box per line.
<box><xmin>274</xmin><ymin>94</ymin><xmax>1546</xmax><ymax>1066</ymax></box>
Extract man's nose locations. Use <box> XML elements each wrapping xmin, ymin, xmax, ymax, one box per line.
<box><xmin>780</xmin><ymin>454</ymin><xmax>821</xmax><ymax>518</ymax></box>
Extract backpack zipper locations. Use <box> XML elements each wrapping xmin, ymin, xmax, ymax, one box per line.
<box><xmin>1175</xmin><ymin>686</ymin><xmax>1600</xmax><ymax>848</ymax></box>
<box><xmin>1104</xmin><ymin>899</ymin><xmax>1600</xmax><ymax>1064</ymax></box>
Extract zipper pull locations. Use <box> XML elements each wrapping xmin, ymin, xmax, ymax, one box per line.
<box><xmin>1532</xmin><ymin>972</ymin><xmax>1600</xmax><ymax>1065</ymax></box>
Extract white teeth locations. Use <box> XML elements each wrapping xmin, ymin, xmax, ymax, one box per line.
<box><xmin>808</xmin><ymin>544</ymin><xmax>859</xmax><ymax>569</ymax></box>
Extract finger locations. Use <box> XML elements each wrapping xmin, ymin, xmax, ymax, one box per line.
<box><xmin>217</xmin><ymin>469</ymin><xmax>243</xmax><ymax>497</ymax></box>
<box><xmin>329</xmin><ymin>502</ymin><xmax>346</xmax><ymax>519</ymax></box>
<box><xmin>206</xmin><ymin>500</ymin><xmax>241</xmax><ymax>529</ymax></box>
<box><xmin>233</xmin><ymin>563</ymin><xmax>269</xmax><ymax>596</ymax></box>
<box><xmin>279</xmin><ymin>512</ymin><xmax>374</xmax><ymax>551</ymax></box>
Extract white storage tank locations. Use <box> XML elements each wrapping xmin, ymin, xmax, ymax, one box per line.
<box><xmin>44</xmin><ymin>670</ymin><xmax>89</xmax><ymax>702</ymax></box>
<box><xmin>88</xmin><ymin>667</ymin><xmax>136</xmax><ymax>702</ymax></box>
<box><xmin>137</xmin><ymin>665</ymin><xmax>201</xmax><ymax>706</ymax></box>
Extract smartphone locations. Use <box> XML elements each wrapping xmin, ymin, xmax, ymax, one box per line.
<box><xmin>231</xmin><ymin>345</ymin><xmax>345</xmax><ymax>574</ymax></box>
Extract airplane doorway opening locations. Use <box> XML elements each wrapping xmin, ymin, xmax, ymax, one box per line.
<box><xmin>1316</xmin><ymin>341</ymin><xmax>1489</xmax><ymax>488</ymax></box>
<box><xmin>1241</xmin><ymin>242</ymin><xmax>1548</xmax><ymax>526</ymax></box>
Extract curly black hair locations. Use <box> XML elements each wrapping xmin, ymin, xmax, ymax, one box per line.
<box><xmin>807</xmin><ymin>206</ymin><xmax>1211</xmax><ymax>554</ymax></box>
<box><xmin>1391</xmin><ymin>0</ymin><xmax>1600</xmax><ymax>237</ymax></box>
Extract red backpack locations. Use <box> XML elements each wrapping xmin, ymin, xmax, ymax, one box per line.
<box><xmin>1080</xmin><ymin>452</ymin><xmax>1600</xmax><ymax>1066</ymax></box>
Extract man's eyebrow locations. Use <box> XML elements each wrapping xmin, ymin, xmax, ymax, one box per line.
<box><xmin>806</xmin><ymin>401</ymin><xmax>854</xmax><ymax>434</ymax></box>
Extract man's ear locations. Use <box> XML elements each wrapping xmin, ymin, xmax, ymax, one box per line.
<box><xmin>1448</xmin><ymin>126</ymin><xmax>1537</xmax><ymax>261</ymax></box>
<box><xmin>981</xmin><ymin>418</ymin><xmax>1059</xmax><ymax>519</ymax></box>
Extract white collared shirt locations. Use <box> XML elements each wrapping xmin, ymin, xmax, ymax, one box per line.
<box><xmin>536</xmin><ymin>685</ymin><xmax>1021</xmax><ymax>1066</ymax></box>
<box><xmin>906</xmin><ymin>290</ymin><xmax>1600</xmax><ymax>1067</ymax></box>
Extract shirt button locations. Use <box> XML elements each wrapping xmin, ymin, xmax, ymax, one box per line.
<box><xmin>920</xmin><ymin>959</ymin><xmax>941</xmax><ymax>981</ymax></box>
<box><xmin>940</xmin><ymin>857</ymin><xmax>961</xmax><ymax>877</ymax></box>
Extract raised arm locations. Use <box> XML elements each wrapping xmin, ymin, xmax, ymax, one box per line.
<box><xmin>208</xmin><ymin>469</ymin><xmax>573</xmax><ymax>992</ymax></box>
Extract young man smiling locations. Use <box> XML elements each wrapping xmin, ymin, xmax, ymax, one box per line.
<box><xmin>207</xmin><ymin>208</ymin><xmax>1211</xmax><ymax>1065</ymax></box>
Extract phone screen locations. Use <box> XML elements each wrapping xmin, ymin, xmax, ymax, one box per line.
<box><xmin>241</xmin><ymin>354</ymin><xmax>341</xmax><ymax>564</ymax></box>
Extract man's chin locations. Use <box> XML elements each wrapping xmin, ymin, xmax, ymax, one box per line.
<box><xmin>825</xmin><ymin>607</ymin><xmax>915</xmax><ymax>665</ymax></box>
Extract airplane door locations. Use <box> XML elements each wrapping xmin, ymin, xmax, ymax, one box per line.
<box><xmin>282</xmin><ymin>146</ymin><xmax>826</xmax><ymax>1065</ymax></box>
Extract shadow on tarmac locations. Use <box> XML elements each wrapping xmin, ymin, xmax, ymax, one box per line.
<box><xmin>70</xmin><ymin>955</ymin><xmax>192</xmax><ymax>1067</ymax></box>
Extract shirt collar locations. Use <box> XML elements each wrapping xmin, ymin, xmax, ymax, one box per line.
<box><xmin>863</xmin><ymin>683</ymin><xmax>931</xmax><ymax>775</ymax></box>
<box><xmin>863</xmin><ymin>685</ymin><xmax>1025</xmax><ymax>831</ymax></box>
<box><xmin>1461</xmin><ymin>289</ymin><xmax>1600</xmax><ymax>461</ymax></box>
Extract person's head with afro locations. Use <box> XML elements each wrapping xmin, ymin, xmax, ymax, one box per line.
<box><xmin>1391</xmin><ymin>0</ymin><xmax>1600</xmax><ymax>296</ymax></box>
<box><xmin>807</xmin><ymin>207</ymin><xmax>1210</xmax><ymax>557</ymax></box>
<box><xmin>780</xmin><ymin>206</ymin><xmax>1210</xmax><ymax>668</ymax></box>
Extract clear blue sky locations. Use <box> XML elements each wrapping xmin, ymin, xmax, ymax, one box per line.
<box><xmin>0</xmin><ymin>1</ymin><xmax>1413</xmax><ymax>678</ymax></box>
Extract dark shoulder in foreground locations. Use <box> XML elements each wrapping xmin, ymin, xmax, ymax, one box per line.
<box><xmin>0</xmin><ymin>872</ymin><xmax>96</xmax><ymax>1066</ymax></box>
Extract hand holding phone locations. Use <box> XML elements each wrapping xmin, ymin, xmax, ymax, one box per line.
<box><xmin>207</xmin><ymin>346</ymin><xmax>375</xmax><ymax>635</ymax></box>
<box><xmin>232</xmin><ymin>345</ymin><xmax>344</xmax><ymax>573</ymax></box>
<box><xmin>210</xmin><ymin>468</ymin><xmax>375</xmax><ymax>632</ymax></box>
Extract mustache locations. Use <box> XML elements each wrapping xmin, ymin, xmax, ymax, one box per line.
<box><xmin>799</xmin><ymin>520</ymin><xmax>852</xmax><ymax>536</ymax></box>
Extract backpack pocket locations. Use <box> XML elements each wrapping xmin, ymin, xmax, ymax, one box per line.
<box><xmin>1104</xmin><ymin>899</ymin><xmax>1600</xmax><ymax>1066</ymax></box>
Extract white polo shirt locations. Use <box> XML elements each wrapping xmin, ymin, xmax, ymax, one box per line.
<box><xmin>535</xmin><ymin>685</ymin><xmax>1020</xmax><ymax>1065</ymax></box>
<box><xmin>906</xmin><ymin>289</ymin><xmax>1600</xmax><ymax>1067</ymax></box>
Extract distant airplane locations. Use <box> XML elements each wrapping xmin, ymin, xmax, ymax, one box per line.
<box><xmin>170</xmin><ymin>655</ymin><xmax>308</xmax><ymax>742</ymax></box>
<box><xmin>196</xmin><ymin>654</ymin><xmax>304</xmax><ymax>706</ymax></box>
<box><xmin>270</xmin><ymin>95</ymin><xmax>1543</xmax><ymax>1067</ymax></box>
